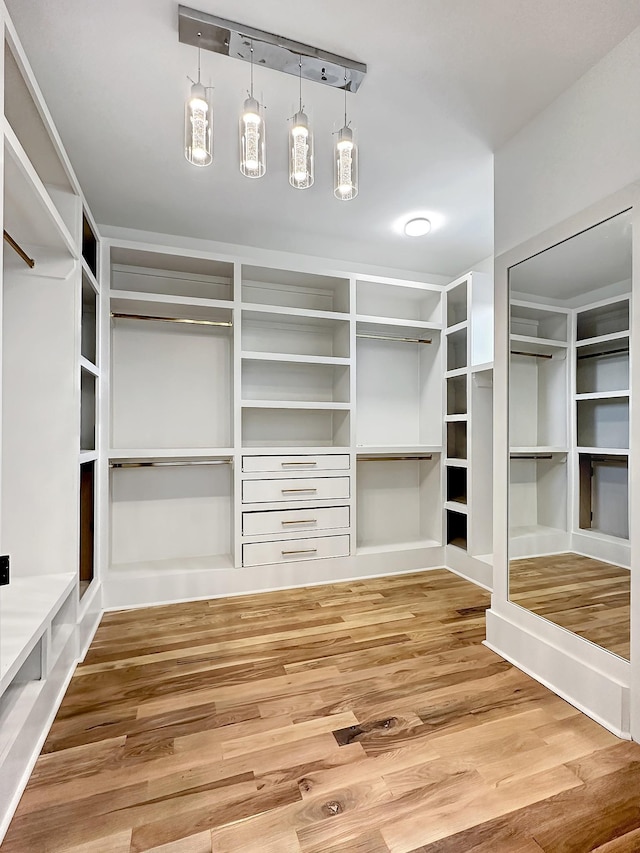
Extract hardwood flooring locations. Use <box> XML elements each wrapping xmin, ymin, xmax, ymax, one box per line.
<box><xmin>509</xmin><ymin>553</ymin><xmax>630</xmax><ymax>659</ymax></box>
<box><xmin>4</xmin><ymin>569</ymin><xmax>640</xmax><ymax>852</ymax></box>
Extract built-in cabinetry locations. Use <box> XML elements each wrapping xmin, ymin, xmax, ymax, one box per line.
<box><xmin>444</xmin><ymin>273</ymin><xmax>494</xmax><ymax>581</ymax></box>
<box><xmin>0</xmin><ymin>12</ymin><xmax>102</xmax><ymax>839</ymax></box>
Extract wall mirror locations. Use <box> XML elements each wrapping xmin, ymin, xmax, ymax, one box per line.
<box><xmin>508</xmin><ymin>209</ymin><xmax>632</xmax><ymax>660</ymax></box>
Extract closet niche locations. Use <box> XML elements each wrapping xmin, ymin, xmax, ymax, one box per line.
<box><xmin>508</xmin><ymin>209</ymin><xmax>631</xmax><ymax>660</ymax></box>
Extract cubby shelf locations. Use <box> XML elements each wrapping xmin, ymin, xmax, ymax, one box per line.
<box><xmin>445</xmin><ymin>320</ymin><xmax>468</xmax><ymax>336</ymax></box>
<box><xmin>355</xmin><ymin>315</ymin><xmax>441</xmax><ymax>332</ymax></box>
<box><xmin>510</xmin><ymin>446</ymin><xmax>568</xmax><ymax>454</ymax></box>
<box><xmin>445</xmin><ymin>414</ymin><xmax>467</xmax><ymax>423</ymax></box>
<box><xmin>576</xmin><ymin>446</ymin><xmax>629</xmax><ymax>456</ymax></box>
<box><xmin>444</xmin><ymin>500</ymin><xmax>468</xmax><ymax>514</ymax></box>
<box><xmin>0</xmin><ymin>573</ymin><xmax>75</xmax><ymax>691</ymax></box>
<box><xmin>445</xmin><ymin>367</ymin><xmax>467</xmax><ymax>379</ymax></box>
<box><xmin>356</xmin><ymin>445</ymin><xmax>442</xmax><ymax>455</ymax></box>
<box><xmin>241</xmin><ymin>351</ymin><xmax>349</xmax><ymax>366</ymax></box>
<box><xmin>79</xmin><ymin>356</ymin><xmax>99</xmax><ymax>377</ymax></box>
<box><xmin>109</xmin><ymin>448</ymin><xmax>234</xmax><ymax>460</ymax></box>
<box><xmin>81</xmin><ymin>258</ymin><xmax>100</xmax><ymax>293</ymax></box>
<box><xmin>575</xmin><ymin>391</ymin><xmax>629</xmax><ymax>400</ymax></box>
<box><xmin>576</xmin><ymin>330</ymin><xmax>629</xmax><ymax>349</ymax></box>
<box><xmin>510</xmin><ymin>334</ymin><xmax>568</xmax><ymax>355</ymax></box>
<box><xmin>241</xmin><ymin>400</ymin><xmax>351</xmax><ymax>410</ymax></box>
<box><xmin>242</xmin><ymin>303</ymin><xmax>349</xmax><ymax>322</ymax></box>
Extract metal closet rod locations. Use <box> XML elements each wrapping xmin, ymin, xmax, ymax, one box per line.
<box><xmin>111</xmin><ymin>312</ymin><xmax>232</xmax><ymax>327</ymax></box>
<box><xmin>357</xmin><ymin>333</ymin><xmax>432</xmax><ymax>345</ymax></box>
<box><xmin>510</xmin><ymin>350</ymin><xmax>553</xmax><ymax>360</ymax></box>
<box><xmin>110</xmin><ymin>459</ymin><xmax>232</xmax><ymax>469</ymax></box>
<box><xmin>510</xmin><ymin>454</ymin><xmax>553</xmax><ymax>460</ymax></box>
<box><xmin>359</xmin><ymin>454</ymin><xmax>433</xmax><ymax>462</ymax></box>
<box><xmin>3</xmin><ymin>230</ymin><xmax>35</xmax><ymax>268</ymax></box>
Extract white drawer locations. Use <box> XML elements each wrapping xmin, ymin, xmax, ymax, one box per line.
<box><xmin>242</xmin><ymin>454</ymin><xmax>350</xmax><ymax>473</ymax></box>
<box><xmin>242</xmin><ymin>476</ymin><xmax>350</xmax><ymax>504</ymax></box>
<box><xmin>243</xmin><ymin>506</ymin><xmax>350</xmax><ymax>537</ymax></box>
<box><xmin>243</xmin><ymin>534</ymin><xmax>350</xmax><ymax>567</ymax></box>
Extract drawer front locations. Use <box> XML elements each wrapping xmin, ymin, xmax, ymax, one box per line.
<box><xmin>243</xmin><ymin>506</ymin><xmax>350</xmax><ymax>537</ymax></box>
<box><xmin>242</xmin><ymin>476</ymin><xmax>350</xmax><ymax>504</ymax></box>
<box><xmin>243</xmin><ymin>534</ymin><xmax>350</xmax><ymax>567</ymax></box>
<box><xmin>242</xmin><ymin>454</ymin><xmax>350</xmax><ymax>473</ymax></box>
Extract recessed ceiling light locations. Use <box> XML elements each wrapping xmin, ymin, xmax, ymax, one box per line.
<box><xmin>404</xmin><ymin>217</ymin><xmax>432</xmax><ymax>237</ymax></box>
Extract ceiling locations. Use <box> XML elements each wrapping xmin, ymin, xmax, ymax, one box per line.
<box><xmin>8</xmin><ymin>1</ymin><xmax>640</xmax><ymax>276</ymax></box>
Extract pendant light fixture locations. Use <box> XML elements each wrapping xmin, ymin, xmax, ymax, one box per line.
<box><xmin>184</xmin><ymin>35</ymin><xmax>213</xmax><ymax>166</ymax></box>
<box><xmin>239</xmin><ymin>40</ymin><xmax>266</xmax><ymax>178</ymax></box>
<box><xmin>334</xmin><ymin>70</ymin><xmax>358</xmax><ymax>200</ymax></box>
<box><xmin>289</xmin><ymin>56</ymin><xmax>314</xmax><ymax>189</ymax></box>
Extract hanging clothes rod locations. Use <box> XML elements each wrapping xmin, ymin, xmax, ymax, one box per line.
<box><xmin>510</xmin><ymin>454</ymin><xmax>553</xmax><ymax>460</ymax></box>
<box><xmin>3</xmin><ymin>230</ymin><xmax>35</xmax><ymax>268</ymax></box>
<box><xmin>510</xmin><ymin>350</ymin><xmax>553</xmax><ymax>360</ymax></box>
<box><xmin>359</xmin><ymin>454</ymin><xmax>433</xmax><ymax>462</ymax></box>
<box><xmin>587</xmin><ymin>456</ymin><xmax>628</xmax><ymax>465</ymax></box>
<box><xmin>577</xmin><ymin>347</ymin><xmax>629</xmax><ymax>360</ymax></box>
<box><xmin>111</xmin><ymin>312</ymin><xmax>232</xmax><ymax>327</ymax></box>
<box><xmin>356</xmin><ymin>333</ymin><xmax>432</xmax><ymax>345</ymax></box>
<box><xmin>110</xmin><ymin>459</ymin><xmax>232</xmax><ymax>469</ymax></box>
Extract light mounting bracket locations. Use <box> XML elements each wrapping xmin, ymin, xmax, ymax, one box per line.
<box><xmin>178</xmin><ymin>5</ymin><xmax>367</xmax><ymax>92</ymax></box>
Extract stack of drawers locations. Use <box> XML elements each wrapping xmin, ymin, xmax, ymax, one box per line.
<box><xmin>241</xmin><ymin>454</ymin><xmax>351</xmax><ymax>567</ymax></box>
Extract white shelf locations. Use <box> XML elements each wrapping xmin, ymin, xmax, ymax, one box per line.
<box><xmin>0</xmin><ymin>573</ymin><xmax>75</xmax><ymax>692</ymax></box>
<box><xmin>471</xmin><ymin>361</ymin><xmax>494</xmax><ymax>373</ymax></box>
<box><xmin>81</xmin><ymin>258</ymin><xmax>100</xmax><ymax>293</ymax></box>
<box><xmin>4</xmin><ymin>122</ymin><xmax>77</xmax><ymax>275</ymax></box>
<box><xmin>241</xmin><ymin>351</ymin><xmax>349</xmax><ymax>366</ymax></box>
<box><xmin>241</xmin><ymin>400</ymin><xmax>350</xmax><ymax>411</ymax></box>
<box><xmin>110</xmin><ymin>553</ymin><xmax>234</xmax><ymax>576</ymax></box>
<box><xmin>445</xmin><ymin>500</ymin><xmax>468</xmax><ymax>515</ymax></box>
<box><xmin>356</xmin><ymin>315</ymin><xmax>441</xmax><ymax>332</ymax></box>
<box><xmin>510</xmin><ymin>334</ymin><xmax>568</xmax><ymax>355</ymax></box>
<box><xmin>576</xmin><ymin>447</ymin><xmax>630</xmax><ymax>456</ymax></box>
<box><xmin>109</xmin><ymin>447</ymin><xmax>234</xmax><ymax>460</ymax></box>
<box><xmin>510</xmin><ymin>446</ymin><xmax>568</xmax><ymax>454</ymax></box>
<box><xmin>445</xmin><ymin>458</ymin><xmax>468</xmax><ymax>468</ymax></box>
<box><xmin>575</xmin><ymin>391</ymin><xmax>629</xmax><ymax>401</ymax></box>
<box><xmin>445</xmin><ymin>414</ymin><xmax>468</xmax><ymax>423</ymax></box>
<box><xmin>356</xmin><ymin>445</ymin><xmax>441</xmax><ymax>456</ymax></box>
<box><xmin>111</xmin><ymin>289</ymin><xmax>233</xmax><ymax>311</ymax></box>
<box><xmin>445</xmin><ymin>367</ymin><xmax>468</xmax><ymax>378</ymax></box>
<box><xmin>445</xmin><ymin>320</ymin><xmax>468</xmax><ymax>336</ymax></box>
<box><xmin>79</xmin><ymin>356</ymin><xmax>99</xmax><ymax>377</ymax></box>
<box><xmin>243</xmin><ymin>446</ymin><xmax>351</xmax><ymax>456</ymax></box>
<box><xmin>242</xmin><ymin>303</ymin><xmax>349</xmax><ymax>323</ymax></box>
<box><xmin>576</xmin><ymin>330</ymin><xmax>629</xmax><ymax>349</ymax></box>
<box><xmin>356</xmin><ymin>539</ymin><xmax>440</xmax><ymax>556</ymax></box>
<box><xmin>79</xmin><ymin>450</ymin><xmax>97</xmax><ymax>464</ymax></box>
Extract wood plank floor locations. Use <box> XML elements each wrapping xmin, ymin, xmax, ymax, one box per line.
<box><xmin>4</xmin><ymin>569</ymin><xmax>640</xmax><ymax>852</ymax></box>
<box><xmin>509</xmin><ymin>553</ymin><xmax>630</xmax><ymax>659</ymax></box>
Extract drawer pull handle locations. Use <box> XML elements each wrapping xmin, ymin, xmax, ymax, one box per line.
<box><xmin>281</xmin><ymin>461</ymin><xmax>317</xmax><ymax>466</ymax></box>
<box><xmin>282</xmin><ymin>519</ymin><xmax>317</xmax><ymax>525</ymax></box>
<box><xmin>281</xmin><ymin>548</ymin><xmax>318</xmax><ymax>556</ymax></box>
<box><xmin>281</xmin><ymin>488</ymin><xmax>317</xmax><ymax>493</ymax></box>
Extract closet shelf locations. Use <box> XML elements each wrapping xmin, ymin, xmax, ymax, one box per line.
<box><xmin>510</xmin><ymin>334</ymin><xmax>568</xmax><ymax>355</ymax></box>
<box><xmin>242</xmin><ymin>302</ymin><xmax>349</xmax><ymax>322</ymax></box>
<box><xmin>79</xmin><ymin>450</ymin><xmax>97</xmax><ymax>464</ymax></box>
<box><xmin>79</xmin><ymin>356</ymin><xmax>99</xmax><ymax>377</ymax></box>
<box><xmin>575</xmin><ymin>391</ymin><xmax>629</xmax><ymax>401</ymax></box>
<box><xmin>4</xmin><ymin>123</ymin><xmax>78</xmax><ymax>274</ymax></box>
<box><xmin>241</xmin><ymin>400</ymin><xmax>350</xmax><ymax>411</ymax></box>
<box><xmin>575</xmin><ymin>330</ymin><xmax>630</xmax><ymax>349</ymax></box>
<box><xmin>356</xmin><ymin>445</ymin><xmax>441</xmax><ymax>456</ymax></box>
<box><xmin>444</xmin><ymin>500</ymin><xmax>468</xmax><ymax>515</ymax></box>
<box><xmin>243</xmin><ymin>446</ymin><xmax>351</xmax><ymax>456</ymax></box>
<box><xmin>445</xmin><ymin>367</ymin><xmax>468</xmax><ymax>379</ymax></box>
<box><xmin>241</xmin><ymin>351</ymin><xmax>349</xmax><ymax>366</ymax></box>
<box><xmin>0</xmin><ymin>573</ymin><xmax>75</xmax><ymax>693</ymax></box>
<box><xmin>111</xmin><ymin>289</ymin><xmax>233</xmax><ymax>311</ymax></box>
<box><xmin>510</xmin><ymin>446</ymin><xmax>568</xmax><ymax>455</ymax></box>
<box><xmin>576</xmin><ymin>446</ymin><xmax>629</xmax><ymax>456</ymax></box>
<box><xmin>109</xmin><ymin>447</ymin><xmax>235</xmax><ymax>461</ymax></box>
<box><xmin>355</xmin><ymin>315</ymin><xmax>441</xmax><ymax>332</ymax></box>
<box><xmin>445</xmin><ymin>414</ymin><xmax>468</xmax><ymax>423</ymax></box>
<box><xmin>111</xmin><ymin>291</ymin><xmax>234</xmax><ymax>323</ymax></box>
<box><xmin>445</xmin><ymin>320</ymin><xmax>468</xmax><ymax>336</ymax></box>
<box><xmin>81</xmin><ymin>258</ymin><xmax>100</xmax><ymax>294</ymax></box>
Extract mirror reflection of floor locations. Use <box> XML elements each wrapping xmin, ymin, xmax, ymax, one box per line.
<box><xmin>509</xmin><ymin>552</ymin><xmax>630</xmax><ymax>659</ymax></box>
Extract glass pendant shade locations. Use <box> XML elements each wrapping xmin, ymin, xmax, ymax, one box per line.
<box><xmin>334</xmin><ymin>125</ymin><xmax>358</xmax><ymax>200</ymax></box>
<box><xmin>289</xmin><ymin>111</ymin><xmax>314</xmax><ymax>189</ymax></box>
<box><xmin>239</xmin><ymin>96</ymin><xmax>266</xmax><ymax>178</ymax></box>
<box><xmin>185</xmin><ymin>81</ymin><xmax>212</xmax><ymax>166</ymax></box>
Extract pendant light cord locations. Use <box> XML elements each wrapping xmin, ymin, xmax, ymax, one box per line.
<box><xmin>344</xmin><ymin>68</ymin><xmax>347</xmax><ymax>126</ymax></box>
<box><xmin>250</xmin><ymin>39</ymin><xmax>254</xmax><ymax>97</ymax></box>
<box><xmin>197</xmin><ymin>32</ymin><xmax>201</xmax><ymax>84</ymax></box>
<box><xmin>298</xmin><ymin>55</ymin><xmax>303</xmax><ymax>111</ymax></box>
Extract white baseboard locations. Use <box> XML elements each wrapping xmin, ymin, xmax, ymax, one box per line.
<box><xmin>445</xmin><ymin>545</ymin><xmax>493</xmax><ymax>590</ymax></box>
<box><xmin>485</xmin><ymin>607</ymin><xmax>630</xmax><ymax>739</ymax></box>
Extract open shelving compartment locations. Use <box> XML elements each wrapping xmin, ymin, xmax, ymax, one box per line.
<box><xmin>576</xmin><ymin>298</ymin><xmax>629</xmax><ymax>341</ymax></box>
<box><xmin>4</xmin><ymin>35</ymin><xmax>80</xmax><ymax>246</ymax></box>
<box><xmin>510</xmin><ymin>345</ymin><xmax>568</xmax><ymax>449</ymax></box>
<box><xmin>578</xmin><ymin>452</ymin><xmax>629</xmax><ymax>541</ymax></box>
<box><xmin>242</xmin><ymin>265</ymin><xmax>349</xmax><ymax>313</ymax></box>
<box><xmin>356</xmin><ymin>453</ymin><xmax>441</xmax><ymax>554</ymax></box>
<box><xmin>510</xmin><ymin>302</ymin><xmax>569</xmax><ymax>343</ymax></box>
<box><xmin>356</xmin><ymin>278</ymin><xmax>442</xmax><ymax>325</ymax></box>
<box><xmin>110</xmin><ymin>455</ymin><xmax>235</xmax><ymax>576</ymax></box>
<box><xmin>356</xmin><ymin>321</ymin><xmax>442</xmax><ymax>447</ymax></box>
<box><xmin>576</xmin><ymin>334</ymin><xmax>629</xmax><ymax>395</ymax></box>
<box><xmin>509</xmin><ymin>452</ymin><xmax>569</xmax><ymax>557</ymax></box>
<box><xmin>446</xmin><ymin>279</ymin><xmax>468</xmax><ymax>327</ymax></box>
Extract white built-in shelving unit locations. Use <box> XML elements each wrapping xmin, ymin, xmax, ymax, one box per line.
<box><xmin>0</xmin><ymin>11</ymin><xmax>102</xmax><ymax>839</ymax></box>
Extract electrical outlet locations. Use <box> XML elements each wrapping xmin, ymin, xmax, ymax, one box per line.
<box><xmin>0</xmin><ymin>555</ymin><xmax>9</xmax><ymax>586</ymax></box>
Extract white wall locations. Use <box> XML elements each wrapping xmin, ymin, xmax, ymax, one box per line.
<box><xmin>496</xmin><ymin>24</ymin><xmax>640</xmax><ymax>255</ymax></box>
